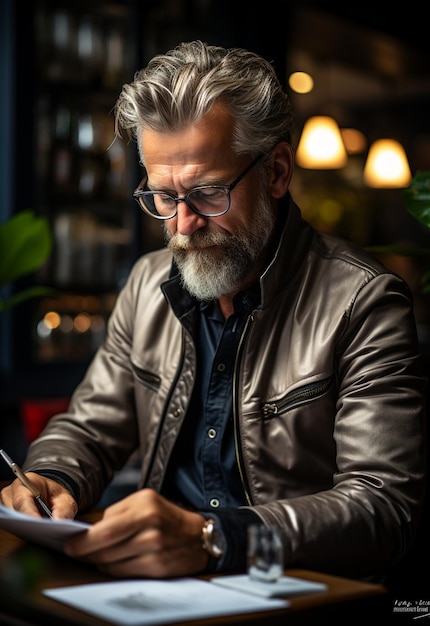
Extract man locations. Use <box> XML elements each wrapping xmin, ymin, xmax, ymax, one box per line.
<box><xmin>1</xmin><ymin>40</ymin><xmax>426</xmax><ymax>583</ymax></box>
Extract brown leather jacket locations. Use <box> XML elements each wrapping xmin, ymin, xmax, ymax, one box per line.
<box><xmin>24</xmin><ymin>198</ymin><xmax>427</xmax><ymax>579</ymax></box>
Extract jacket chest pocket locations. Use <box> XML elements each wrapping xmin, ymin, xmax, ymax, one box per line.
<box><xmin>261</xmin><ymin>375</ymin><xmax>334</xmax><ymax>420</ymax></box>
<box><xmin>131</xmin><ymin>363</ymin><xmax>161</xmax><ymax>392</ymax></box>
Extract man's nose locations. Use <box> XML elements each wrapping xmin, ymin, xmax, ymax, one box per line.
<box><xmin>176</xmin><ymin>200</ymin><xmax>207</xmax><ymax>236</ymax></box>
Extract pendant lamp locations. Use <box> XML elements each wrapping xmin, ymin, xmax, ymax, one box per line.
<box><xmin>363</xmin><ymin>139</ymin><xmax>412</xmax><ymax>188</ymax></box>
<box><xmin>296</xmin><ymin>116</ymin><xmax>348</xmax><ymax>169</ymax></box>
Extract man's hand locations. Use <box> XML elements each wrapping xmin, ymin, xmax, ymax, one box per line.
<box><xmin>0</xmin><ymin>474</ymin><xmax>78</xmax><ymax>519</ymax></box>
<box><xmin>64</xmin><ymin>489</ymin><xmax>209</xmax><ymax>578</ymax></box>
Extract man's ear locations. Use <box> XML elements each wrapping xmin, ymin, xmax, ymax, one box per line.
<box><xmin>269</xmin><ymin>142</ymin><xmax>294</xmax><ymax>198</ymax></box>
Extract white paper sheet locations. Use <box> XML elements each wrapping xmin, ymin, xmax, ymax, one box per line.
<box><xmin>211</xmin><ymin>573</ymin><xmax>328</xmax><ymax>597</ymax></box>
<box><xmin>43</xmin><ymin>578</ymin><xmax>289</xmax><ymax>625</ymax></box>
<box><xmin>0</xmin><ymin>503</ymin><xmax>90</xmax><ymax>551</ymax></box>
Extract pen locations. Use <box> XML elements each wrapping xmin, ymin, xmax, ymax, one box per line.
<box><xmin>0</xmin><ymin>449</ymin><xmax>53</xmax><ymax>519</ymax></box>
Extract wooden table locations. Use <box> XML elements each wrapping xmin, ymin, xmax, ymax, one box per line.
<box><xmin>0</xmin><ymin>510</ymin><xmax>389</xmax><ymax>626</ymax></box>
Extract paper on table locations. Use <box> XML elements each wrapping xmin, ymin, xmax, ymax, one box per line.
<box><xmin>0</xmin><ymin>503</ymin><xmax>90</xmax><ymax>552</ymax></box>
<box><xmin>211</xmin><ymin>573</ymin><xmax>328</xmax><ymax>597</ymax></box>
<box><xmin>43</xmin><ymin>578</ymin><xmax>289</xmax><ymax>625</ymax></box>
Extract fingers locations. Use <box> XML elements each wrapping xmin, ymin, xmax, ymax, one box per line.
<box><xmin>0</xmin><ymin>475</ymin><xmax>77</xmax><ymax>519</ymax></box>
<box><xmin>96</xmin><ymin>542</ymin><xmax>194</xmax><ymax>579</ymax></box>
<box><xmin>42</xmin><ymin>479</ymin><xmax>78</xmax><ymax>519</ymax></box>
<box><xmin>0</xmin><ymin>478</ymin><xmax>42</xmax><ymax>517</ymax></box>
<box><xmin>65</xmin><ymin>490</ymin><xmax>169</xmax><ymax>558</ymax></box>
<box><xmin>64</xmin><ymin>489</ymin><xmax>209</xmax><ymax>577</ymax></box>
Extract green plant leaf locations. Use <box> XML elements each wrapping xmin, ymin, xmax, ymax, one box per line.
<box><xmin>0</xmin><ymin>286</ymin><xmax>57</xmax><ymax>313</ymax></box>
<box><xmin>0</xmin><ymin>210</ymin><xmax>52</xmax><ymax>288</ymax></box>
<box><xmin>402</xmin><ymin>171</ymin><xmax>430</xmax><ymax>229</ymax></box>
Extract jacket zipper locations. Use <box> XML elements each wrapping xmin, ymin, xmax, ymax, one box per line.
<box><xmin>261</xmin><ymin>375</ymin><xmax>334</xmax><ymax>419</ymax></box>
<box><xmin>232</xmin><ymin>312</ymin><xmax>255</xmax><ymax>506</ymax></box>
<box><xmin>144</xmin><ymin>327</ymin><xmax>189</xmax><ymax>488</ymax></box>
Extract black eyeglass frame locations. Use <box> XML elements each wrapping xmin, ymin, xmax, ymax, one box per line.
<box><xmin>133</xmin><ymin>153</ymin><xmax>263</xmax><ymax>220</ymax></box>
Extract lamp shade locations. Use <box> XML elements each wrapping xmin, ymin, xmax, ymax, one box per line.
<box><xmin>296</xmin><ymin>116</ymin><xmax>348</xmax><ymax>169</ymax></box>
<box><xmin>363</xmin><ymin>139</ymin><xmax>412</xmax><ymax>188</ymax></box>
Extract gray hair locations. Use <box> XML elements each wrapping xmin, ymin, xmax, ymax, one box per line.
<box><xmin>114</xmin><ymin>40</ymin><xmax>294</xmax><ymax>162</ymax></box>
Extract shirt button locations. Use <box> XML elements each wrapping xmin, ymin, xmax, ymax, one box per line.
<box><xmin>209</xmin><ymin>498</ymin><xmax>220</xmax><ymax>508</ymax></box>
<box><xmin>217</xmin><ymin>363</ymin><xmax>226</xmax><ymax>372</ymax></box>
<box><xmin>208</xmin><ymin>428</ymin><xmax>217</xmax><ymax>439</ymax></box>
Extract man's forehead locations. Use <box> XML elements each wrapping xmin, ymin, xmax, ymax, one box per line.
<box><xmin>141</xmin><ymin>103</ymin><xmax>234</xmax><ymax>151</ymax></box>
<box><xmin>141</xmin><ymin>127</ymin><xmax>238</xmax><ymax>180</ymax></box>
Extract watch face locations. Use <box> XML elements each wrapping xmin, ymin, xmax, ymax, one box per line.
<box><xmin>203</xmin><ymin>519</ymin><xmax>224</xmax><ymax>558</ymax></box>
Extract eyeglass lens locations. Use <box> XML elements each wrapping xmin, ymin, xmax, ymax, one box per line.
<box><xmin>137</xmin><ymin>186</ymin><xmax>230</xmax><ymax>218</ymax></box>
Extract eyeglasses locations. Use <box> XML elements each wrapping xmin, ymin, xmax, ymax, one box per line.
<box><xmin>133</xmin><ymin>154</ymin><xmax>263</xmax><ymax>220</ymax></box>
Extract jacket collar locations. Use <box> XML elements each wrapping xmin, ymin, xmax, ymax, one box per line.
<box><xmin>258</xmin><ymin>194</ymin><xmax>313</xmax><ymax>308</ymax></box>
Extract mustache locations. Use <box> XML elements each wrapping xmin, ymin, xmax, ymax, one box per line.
<box><xmin>167</xmin><ymin>229</ymin><xmax>232</xmax><ymax>251</ymax></box>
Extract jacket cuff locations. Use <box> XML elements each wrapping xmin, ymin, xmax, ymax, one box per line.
<box><xmin>199</xmin><ymin>508</ymin><xmax>261</xmax><ymax>574</ymax></box>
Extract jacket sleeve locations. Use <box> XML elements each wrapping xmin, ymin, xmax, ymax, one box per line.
<box><xmin>242</xmin><ymin>272</ymin><xmax>427</xmax><ymax>580</ymax></box>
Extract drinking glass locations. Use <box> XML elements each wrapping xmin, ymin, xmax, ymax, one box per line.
<box><xmin>247</xmin><ymin>524</ymin><xmax>284</xmax><ymax>582</ymax></box>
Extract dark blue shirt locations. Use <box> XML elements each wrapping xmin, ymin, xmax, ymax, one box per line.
<box><xmin>161</xmin><ymin>285</ymin><xmax>262</xmax><ymax>573</ymax></box>
<box><xmin>162</xmin><ymin>299</ymin><xmax>249</xmax><ymax>510</ymax></box>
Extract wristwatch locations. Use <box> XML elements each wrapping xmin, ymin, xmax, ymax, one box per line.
<box><xmin>201</xmin><ymin>518</ymin><xmax>224</xmax><ymax>558</ymax></box>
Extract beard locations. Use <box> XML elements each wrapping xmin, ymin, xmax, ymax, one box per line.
<box><xmin>164</xmin><ymin>188</ymin><xmax>276</xmax><ymax>301</ymax></box>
